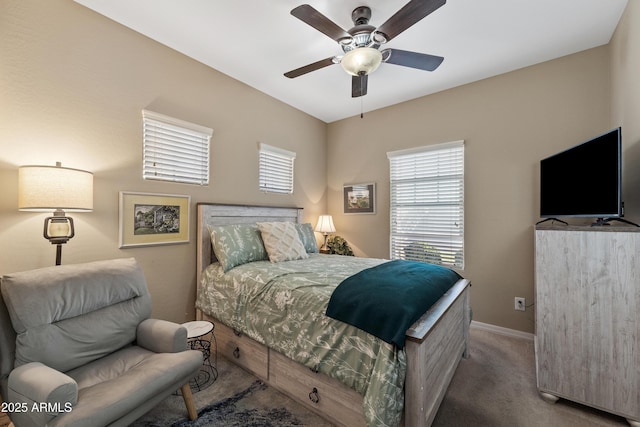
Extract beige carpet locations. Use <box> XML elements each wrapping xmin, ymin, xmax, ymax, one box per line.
<box><xmin>135</xmin><ymin>326</ymin><xmax>630</xmax><ymax>426</ymax></box>
<box><xmin>433</xmin><ymin>327</ymin><xmax>629</xmax><ymax>427</ymax></box>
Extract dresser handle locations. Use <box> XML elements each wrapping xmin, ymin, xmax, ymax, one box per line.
<box><xmin>308</xmin><ymin>387</ymin><xmax>320</xmax><ymax>404</ymax></box>
<box><xmin>233</xmin><ymin>329</ymin><xmax>242</xmax><ymax>337</ymax></box>
<box><xmin>233</xmin><ymin>347</ymin><xmax>240</xmax><ymax>359</ymax></box>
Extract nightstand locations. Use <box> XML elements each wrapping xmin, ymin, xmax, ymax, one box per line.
<box><xmin>182</xmin><ymin>320</ymin><xmax>218</xmax><ymax>392</ymax></box>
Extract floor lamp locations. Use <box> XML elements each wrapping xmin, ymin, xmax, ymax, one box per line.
<box><xmin>18</xmin><ymin>162</ymin><xmax>93</xmax><ymax>266</ymax></box>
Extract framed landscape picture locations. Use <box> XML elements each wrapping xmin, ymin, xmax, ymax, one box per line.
<box><xmin>343</xmin><ymin>183</ymin><xmax>376</xmax><ymax>214</ymax></box>
<box><xmin>119</xmin><ymin>192</ymin><xmax>190</xmax><ymax>248</ymax></box>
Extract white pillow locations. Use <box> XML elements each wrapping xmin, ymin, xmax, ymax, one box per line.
<box><xmin>257</xmin><ymin>222</ymin><xmax>309</xmax><ymax>263</ymax></box>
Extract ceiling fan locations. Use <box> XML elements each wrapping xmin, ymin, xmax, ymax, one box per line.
<box><xmin>284</xmin><ymin>0</ymin><xmax>446</xmax><ymax>98</ymax></box>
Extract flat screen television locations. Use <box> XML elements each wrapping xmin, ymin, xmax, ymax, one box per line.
<box><xmin>539</xmin><ymin>127</ymin><xmax>623</xmax><ymax>224</ymax></box>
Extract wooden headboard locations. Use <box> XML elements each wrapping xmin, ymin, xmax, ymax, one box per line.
<box><xmin>196</xmin><ymin>203</ymin><xmax>303</xmax><ymax>289</ymax></box>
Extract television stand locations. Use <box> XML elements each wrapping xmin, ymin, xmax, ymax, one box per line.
<box><xmin>535</xmin><ymin>226</ymin><xmax>640</xmax><ymax>425</ymax></box>
<box><xmin>536</xmin><ymin>218</ymin><xmax>568</xmax><ymax>226</ymax></box>
<box><xmin>591</xmin><ymin>217</ymin><xmax>640</xmax><ymax>227</ymax></box>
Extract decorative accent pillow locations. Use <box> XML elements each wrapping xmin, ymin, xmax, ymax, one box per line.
<box><xmin>257</xmin><ymin>222</ymin><xmax>309</xmax><ymax>263</ymax></box>
<box><xmin>295</xmin><ymin>223</ymin><xmax>319</xmax><ymax>253</ymax></box>
<box><xmin>209</xmin><ymin>224</ymin><xmax>268</xmax><ymax>272</ymax></box>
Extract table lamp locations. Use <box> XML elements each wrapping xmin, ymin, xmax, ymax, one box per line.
<box><xmin>315</xmin><ymin>215</ymin><xmax>336</xmax><ymax>253</ymax></box>
<box><xmin>18</xmin><ymin>162</ymin><xmax>93</xmax><ymax>265</ymax></box>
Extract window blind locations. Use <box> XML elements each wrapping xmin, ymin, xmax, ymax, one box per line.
<box><xmin>142</xmin><ymin>110</ymin><xmax>212</xmax><ymax>185</ymax></box>
<box><xmin>259</xmin><ymin>143</ymin><xmax>296</xmax><ymax>194</ymax></box>
<box><xmin>387</xmin><ymin>140</ymin><xmax>464</xmax><ymax>268</ymax></box>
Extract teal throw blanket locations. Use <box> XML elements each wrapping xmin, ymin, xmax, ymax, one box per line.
<box><xmin>326</xmin><ymin>260</ymin><xmax>462</xmax><ymax>348</ymax></box>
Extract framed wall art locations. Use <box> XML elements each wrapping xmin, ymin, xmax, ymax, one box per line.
<box><xmin>119</xmin><ymin>192</ymin><xmax>190</xmax><ymax>248</ymax></box>
<box><xmin>343</xmin><ymin>183</ymin><xmax>376</xmax><ymax>214</ymax></box>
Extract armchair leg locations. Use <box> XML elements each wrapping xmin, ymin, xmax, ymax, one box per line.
<box><xmin>180</xmin><ymin>384</ymin><xmax>198</xmax><ymax>420</ymax></box>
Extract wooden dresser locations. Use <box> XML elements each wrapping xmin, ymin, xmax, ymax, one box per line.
<box><xmin>534</xmin><ymin>225</ymin><xmax>640</xmax><ymax>426</ymax></box>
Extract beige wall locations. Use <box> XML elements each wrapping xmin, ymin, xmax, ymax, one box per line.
<box><xmin>0</xmin><ymin>0</ymin><xmax>327</xmax><ymax>322</ymax></box>
<box><xmin>327</xmin><ymin>47</ymin><xmax>612</xmax><ymax>333</ymax></box>
<box><xmin>611</xmin><ymin>1</ymin><xmax>640</xmax><ymax>221</ymax></box>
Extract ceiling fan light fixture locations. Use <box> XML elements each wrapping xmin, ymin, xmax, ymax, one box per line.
<box><xmin>340</xmin><ymin>47</ymin><xmax>382</xmax><ymax>76</ymax></box>
<box><xmin>371</xmin><ymin>31</ymin><xmax>387</xmax><ymax>44</ymax></box>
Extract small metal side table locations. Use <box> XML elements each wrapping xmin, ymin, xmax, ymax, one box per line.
<box><xmin>182</xmin><ymin>320</ymin><xmax>218</xmax><ymax>392</ymax></box>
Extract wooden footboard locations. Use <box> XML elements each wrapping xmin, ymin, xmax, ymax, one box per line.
<box><xmin>404</xmin><ymin>278</ymin><xmax>470</xmax><ymax>427</ymax></box>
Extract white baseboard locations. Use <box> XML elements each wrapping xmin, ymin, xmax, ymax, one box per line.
<box><xmin>471</xmin><ymin>320</ymin><xmax>534</xmax><ymax>341</ymax></box>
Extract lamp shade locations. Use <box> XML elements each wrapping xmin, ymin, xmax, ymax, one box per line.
<box><xmin>341</xmin><ymin>47</ymin><xmax>383</xmax><ymax>76</ymax></box>
<box><xmin>18</xmin><ymin>163</ymin><xmax>93</xmax><ymax>212</ymax></box>
<box><xmin>315</xmin><ymin>215</ymin><xmax>336</xmax><ymax>234</ymax></box>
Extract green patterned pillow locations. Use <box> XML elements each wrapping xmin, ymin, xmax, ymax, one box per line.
<box><xmin>295</xmin><ymin>223</ymin><xmax>319</xmax><ymax>253</ymax></box>
<box><xmin>209</xmin><ymin>224</ymin><xmax>268</xmax><ymax>272</ymax></box>
<box><xmin>257</xmin><ymin>221</ymin><xmax>309</xmax><ymax>263</ymax></box>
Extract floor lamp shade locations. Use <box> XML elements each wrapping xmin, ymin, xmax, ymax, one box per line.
<box><xmin>18</xmin><ymin>164</ymin><xmax>93</xmax><ymax>212</ymax></box>
<box><xmin>18</xmin><ymin>163</ymin><xmax>93</xmax><ymax>265</ymax></box>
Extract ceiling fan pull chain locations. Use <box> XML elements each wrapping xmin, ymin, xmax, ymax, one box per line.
<box><xmin>360</xmin><ymin>96</ymin><xmax>364</xmax><ymax>119</ymax></box>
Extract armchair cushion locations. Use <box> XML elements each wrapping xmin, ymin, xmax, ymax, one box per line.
<box><xmin>1</xmin><ymin>258</ymin><xmax>151</xmax><ymax>373</ymax></box>
<box><xmin>55</xmin><ymin>346</ymin><xmax>202</xmax><ymax>427</ymax></box>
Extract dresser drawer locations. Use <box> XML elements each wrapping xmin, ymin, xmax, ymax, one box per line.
<box><xmin>214</xmin><ymin>321</ymin><xmax>269</xmax><ymax>380</ymax></box>
<box><xmin>269</xmin><ymin>350</ymin><xmax>366</xmax><ymax>427</ymax></box>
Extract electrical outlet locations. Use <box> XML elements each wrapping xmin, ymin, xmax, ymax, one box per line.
<box><xmin>515</xmin><ymin>297</ymin><xmax>525</xmax><ymax>311</ymax></box>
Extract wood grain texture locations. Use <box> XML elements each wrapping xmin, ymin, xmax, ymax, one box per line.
<box><xmin>180</xmin><ymin>384</ymin><xmax>198</xmax><ymax>421</ymax></box>
<box><xmin>405</xmin><ymin>286</ymin><xmax>470</xmax><ymax>427</ymax></box>
<box><xmin>210</xmin><ymin>319</ymin><xmax>269</xmax><ymax>380</ymax></box>
<box><xmin>535</xmin><ymin>227</ymin><xmax>640</xmax><ymax>423</ymax></box>
<box><xmin>269</xmin><ymin>349</ymin><xmax>367</xmax><ymax>427</ymax></box>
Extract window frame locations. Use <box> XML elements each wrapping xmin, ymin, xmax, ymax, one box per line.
<box><xmin>258</xmin><ymin>142</ymin><xmax>296</xmax><ymax>194</ymax></box>
<box><xmin>142</xmin><ymin>110</ymin><xmax>212</xmax><ymax>186</ymax></box>
<box><xmin>387</xmin><ymin>140</ymin><xmax>465</xmax><ymax>269</ymax></box>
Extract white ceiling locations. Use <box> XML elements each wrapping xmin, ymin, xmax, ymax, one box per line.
<box><xmin>74</xmin><ymin>0</ymin><xmax>627</xmax><ymax>123</ymax></box>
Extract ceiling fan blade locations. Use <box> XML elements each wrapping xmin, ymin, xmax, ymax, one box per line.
<box><xmin>284</xmin><ymin>57</ymin><xmax>336</xmax><ymax>78</ymax></box>
<box><xmin>352</xmin><ymin>75</ymin><xmax>368</xmax><ymax>98</ymax></box>
<box><xmin>383</xmin><ymin>49</ymin><xmax>444</xmax><ymax>71</ymax></box>
<box><xmin>291</xmin><ymin>4</ymin><xmax>352</xmax><ymax>43</ymax></box>
<box><xmin>376</xmin><ymin>0</ymin><xmax>446</xmax><ymax>42</ymax></box>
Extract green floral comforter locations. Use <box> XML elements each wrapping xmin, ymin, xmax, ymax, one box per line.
<box><xmin>196</xmin><ymin>254</ymin><xmax>406</xmax><ymax>427</ymax></box>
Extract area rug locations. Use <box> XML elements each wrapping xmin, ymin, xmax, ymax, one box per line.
<box><xmin>131</xmin><ymin>356</ymin><xmax>332</xmax><ymax>427</ymax></box>
<box><xmin>171</xmin><ymin>380</ymin><xmax>303</xmax><ymax>427</ymax></box>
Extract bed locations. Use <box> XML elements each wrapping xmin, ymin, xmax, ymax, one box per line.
<box><xmin>196</xmin><ymin>203</ymin><xmax>471</xmax><ymax>427</ymax></box>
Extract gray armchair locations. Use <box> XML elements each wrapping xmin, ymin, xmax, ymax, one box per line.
<box><xmin>0</xmin><ymin>258</ymin><xmax>202</xmax><ymax>427</ymax></box>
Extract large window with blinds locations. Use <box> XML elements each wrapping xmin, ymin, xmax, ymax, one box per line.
<box><xmin>259</xmin><ymin>143</ymin><xmax>296</xmax><ymax>194</ymax></box>
<box><xmin>142</xmin><ymin>110</ymin><xmax>212</xmax><ymax>185</ymax></box>
<box><xmin>387</xmin><ymin>140</ymin><xmax>464</xmax><ymax>269</ymax></box>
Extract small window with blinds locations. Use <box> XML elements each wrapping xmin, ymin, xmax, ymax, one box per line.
<box><xmin>387</xmin><ymin>140</ymin><xmax>464</xmax><ymax>269</ymax></box>
<box><xmin>259</xmin><ymin>143</ymin><xmax>296</xmax><ymax>194</ymax></box>
<box><xmin>142</xmin><ymin>110</ymin><xmax>213</xmax><ymax>185</ymax></box>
